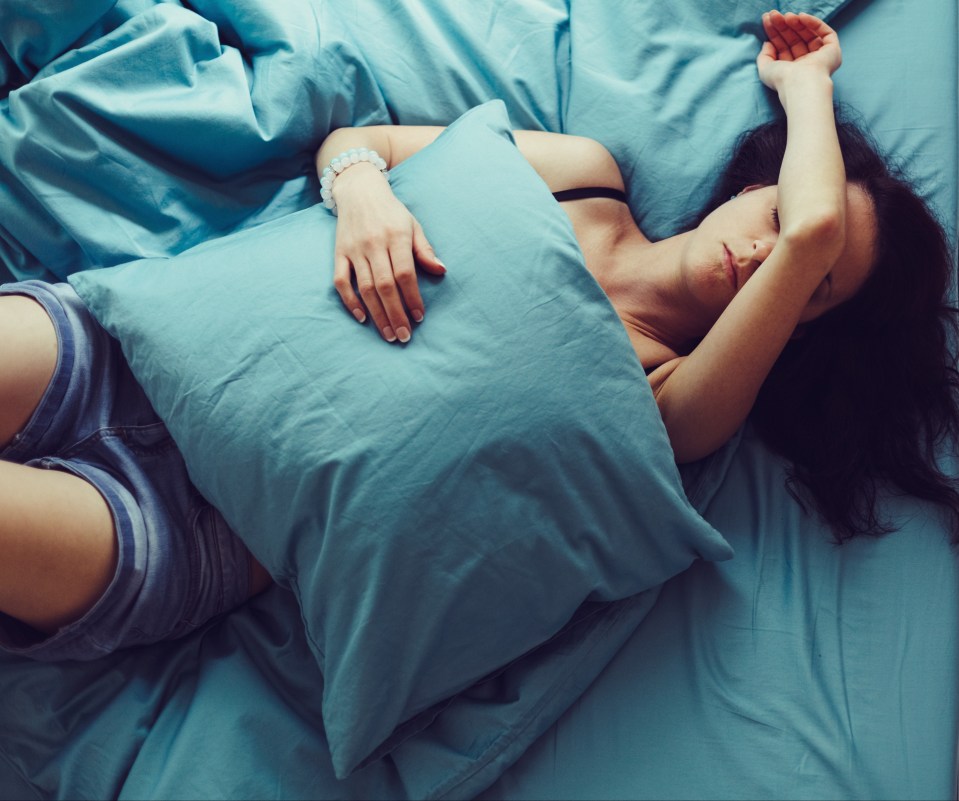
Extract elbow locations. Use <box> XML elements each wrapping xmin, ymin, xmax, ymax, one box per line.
<box><xmin>655</xmin><ymin>395</ymin><xmax>729</xmax><ymax>465</ymax></box>
<box><xmin>665</xmin><ymin>426</ymin><xmax>725</xmax><ymax>465</ymax></box>
<box><xmin>804</xmin><ymin>208</ymin><xmax>844</xmax><ymax>242</ymax></box>
<box><xmin>782</xmin><ymin>207</ymin><xmax>846</xmax><ymax>262</ymax></box>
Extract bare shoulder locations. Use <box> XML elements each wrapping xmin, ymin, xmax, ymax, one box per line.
<box><xmin>512</xmin><ymin>131</ymin><xmax>625</xmax><ymax>194</ymax></box>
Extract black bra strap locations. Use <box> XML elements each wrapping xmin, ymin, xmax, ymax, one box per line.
<box><xmin>552</xmin><ymin>186</ymin><xmax>628</xmax><ymax>204</ymax></box>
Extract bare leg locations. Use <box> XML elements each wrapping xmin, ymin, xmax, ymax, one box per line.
<box><xmin>0</xmin><ymin>460</ymin><xmax>118</xmax><ymax>634</ymax></box>
<box><xmin>0</xmin><ymin>294</ymin><xmax>116</xmax><ymax>634</ymax></box>
<box><xmin>0</xmin><ymin>292</ymin><xmax>267</xmax><ymax>632</ymax></box>
<box><xmin>0</xmin><ymin>295</ymin><xmax>58</xmax><ymax>449</ymax></box>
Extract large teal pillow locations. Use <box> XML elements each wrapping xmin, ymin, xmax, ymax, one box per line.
<box><xmin>69</xmin><ymin>101</ymin><xmax>733</xmax><ymax>778</ymax></box>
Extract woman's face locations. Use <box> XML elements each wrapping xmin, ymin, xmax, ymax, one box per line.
<box><xmin>682</xmin><ymin>183</ymin><xmax>877</xmax><ymax>324</ymax></box>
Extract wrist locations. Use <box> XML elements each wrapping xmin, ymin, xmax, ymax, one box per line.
<box><xmin>330</xmin><ymin>162</ymin><xmax>388</xmax><ymax>199</ymax></box>
<box><xmin>319</xmin><ymin>148</ymin><xmax>390</xmax><ymax>214</ymax></box>
<box><xmin>776</xmin><ymin>67</ymin><xmax>834</xmax><ymax>105</ymax></box>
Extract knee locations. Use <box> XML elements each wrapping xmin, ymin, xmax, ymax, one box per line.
<box><xmin>0</xmin><ymin>295</ymin><xmax>58</xmax><ymax>449</ymax></box>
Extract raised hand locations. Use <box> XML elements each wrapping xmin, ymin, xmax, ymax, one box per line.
<box><xmin>757</xmin><ymin>11</ymin><xmax>842</xmax><ymax>91</ymax></box>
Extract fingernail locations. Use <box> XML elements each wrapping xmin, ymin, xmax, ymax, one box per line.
<box><xmin>396</xmin><ymin>326</ymin><xmax>411</xmax><ymax>343</ymax></box>
<box><xmin>383</xmin><ymin>326</ymin><xmax>397</xmax><ymax>342</ymax></box>
<box><xmin>353</xmin><ymin>308</ymin><xmax>366</xmax><ymax>323</ymax></box>
<box><xmin>438</xmin><ymin>262</ymin><xmax>448</xmax><ymax>273</ymax></box>
<box><xmin>412</xmin><ymin>309</ymin><xmax>424</xmax><ymax>323</ymax></box>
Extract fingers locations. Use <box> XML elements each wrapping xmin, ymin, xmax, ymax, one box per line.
<box><xmin>761</xmin><ymin>8</ymin><xmax>841</xmax><ymax>76</ymax></box>
<box><xmin>784</xmin><ymin>17</ymin><xmax>817</xmax><ymax>46</ymax></box>
<box><xmin>765</xmin><ymin>11</ymin><xmax>806</xmax><ymax>59</ymax></box>
<box><xmin>333</xmin><ymin>253</ymin><xmax>367</xmax><ymax>324</ymax></box>
<box><xmin>412</xmin><ymin>220</ymin><xmax>447</xmax><ymax>276</ymax></box>
<box><xmin>386</xmin><ymin>244</ymin><xmax>424</xmax><ymax>330</ymax></box>
<box><xmin>334</xmin><ymin>235</ymin><xmax>447</xmax><ymax>344</ymax></box>
<box><xmin>762</xmin><ymin>12</ymin><xmax>793</xmax><ymax>61</ymax></box>
<box><xmin>765</xmin><ymin>9</ymin><xmax>835</xmax><ymax>51</ymax></box>
<box><xmin>797</xmin><ymin>12</ymin><xmax>838</xmax><ymax>42</ymax></box>
<box><xmin>345</xmin><ymin>255</ymin><xmax>396</xmax><ymax>342</ymax></box>
<box><xmin>784</xmin><ymin>12</ymin><xmax>831</xmax><ymax>55</ymax></box>
<box><xmin>757</xmin><ymin>39</ymin><xmax>776</xmax><ymax>63</ymax></box>
<box><xmin>369</xmin><ymin>251</ymin><xmax>413</xmax><ymax>343</ymax></box>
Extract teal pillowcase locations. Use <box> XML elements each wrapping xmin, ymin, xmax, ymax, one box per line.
<box><xmin>69</xmin><ymin>100</ymin><xmax>733</xmax><ymax>778</ymax></box>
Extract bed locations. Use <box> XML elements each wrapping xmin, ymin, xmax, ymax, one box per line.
<box><xmin>0</xmin><ymin>0</ymin><xmax>956</xmax><ymax>798</ymax></box>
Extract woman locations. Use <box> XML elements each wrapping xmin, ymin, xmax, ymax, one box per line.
<box><xmin>316</xmin><ymin>10</ymin><xmax>959</xmax><ymax>542</ymax></box>
<box><xmin>706</xmin><ymin>116</ymin><xmax>959</xmax><ymax>542</ymax></box>
<box><xmin>318</xmin><ymin>11</ymin><xmax>867</xmax><ymax>465</ymax></box>
<box><xmin>0</xmin><ymin>12</ymin><xmax>953</xmax><ymax>656</ymax></box>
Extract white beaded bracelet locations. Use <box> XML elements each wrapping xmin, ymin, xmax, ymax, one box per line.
<box><xmin>319</xmin><ymin>147</ymin><xmax>390</xmax><ymax>215</ymax></box>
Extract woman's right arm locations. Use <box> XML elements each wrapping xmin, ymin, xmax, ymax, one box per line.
<box><xmin>314</xmin><ymin>126</ymin><xmax>621</xmax><ymax>343</ymax></box>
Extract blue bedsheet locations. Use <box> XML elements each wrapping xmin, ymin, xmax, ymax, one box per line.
<box><xmin>0</xmin><ymin>0</ymin><xmax>861</xmax><ymax>282</ymax></box>
<box><xmin>0</xmin><ymin>0</ymin><xmax>956</xmax><ymax>798</ymax></box>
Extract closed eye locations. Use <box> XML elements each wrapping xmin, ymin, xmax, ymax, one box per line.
<box><xmin>771</xmin><ymin>207</ymin><xmax>780</xmax><ymax>231</ymax></box>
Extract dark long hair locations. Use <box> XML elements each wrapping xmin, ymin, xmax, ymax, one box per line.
<box><xmin>697</xmin><ymin>111</ymin><xmax>959</xmax><ymax>543</ymax></box>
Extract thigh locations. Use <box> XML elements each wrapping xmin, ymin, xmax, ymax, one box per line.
<box><xmin>0</xmin><ymin>458</ymin><xmax>117</xmax><ymax>636</ymax></box>
<box><xmin>0</xmin><ymin>295</ymin><xmax>58</xmax><ymax>449</ymax></box>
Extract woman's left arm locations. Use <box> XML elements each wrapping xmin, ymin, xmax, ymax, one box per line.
<box><xmin>650</xmin><ymin>12</ymin><xmax>847</xmax><ymax>462</ymax></box>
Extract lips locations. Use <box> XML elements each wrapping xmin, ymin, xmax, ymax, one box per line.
<box><xmin>723</xmin><ymin>244</ymin><xmax>738</xmax><ymax>290</ymax></box>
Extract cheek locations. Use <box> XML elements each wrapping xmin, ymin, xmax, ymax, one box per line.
<box><xmin>685</xmin><ymin>260</ymin><xmax>735</xmax><ymax>316</ymax></box>
<box><xmin>682</xmin><ymin>224</ymin><xmax>738</xmax><ymax>308</ymax></box>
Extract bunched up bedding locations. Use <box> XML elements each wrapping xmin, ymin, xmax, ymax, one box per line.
<box><xmin>0</xmin><ymin>0</ymin><xmax>956</xmax><ymax>798</ymax></box>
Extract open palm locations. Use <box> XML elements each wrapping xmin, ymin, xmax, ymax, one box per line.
<box><xmin>757</xmin><ymin>11</ymin><xmax>842</xmax><ymax>90</ymax></box>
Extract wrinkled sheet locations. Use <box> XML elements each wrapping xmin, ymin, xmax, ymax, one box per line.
<box><xmin>0</xmin><ymin>0</ymin><xmax>857</xmax><ymax>282</ymax></box>
<box><xmin>0</xmin><ymin>0</ymin><xmax>957</xmax><ymax>798</ymax></box>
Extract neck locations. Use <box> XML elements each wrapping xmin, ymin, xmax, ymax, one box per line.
<box><xmin>593</xmin><ymin>229</ymin><xmax>712</xmax><ymax>353</ymax></box>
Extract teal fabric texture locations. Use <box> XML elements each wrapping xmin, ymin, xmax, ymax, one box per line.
<box><xmin>0</xmin><ymin>0</ymin><xmax>117</xmax><ymax>86</ymax></box>
<box><xmin>69</xmin><ymin>101</ymin><xmax>732</xmax><ymax>779</ymax></box>
<box><xmin>3</xmin><ymin>0</ymin><xmax>956</xmax><ymax>798</ymax></box>
<box><xmin>0</xmin><ymin>0</ymin><xmax>856</xmax><ymax>281</ymax></box>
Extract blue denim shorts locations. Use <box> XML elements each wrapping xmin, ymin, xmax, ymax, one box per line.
<box><xmin>0</xmin><ymin>280</ymin><xmax>255</xmax><ymax>661</ymax></box>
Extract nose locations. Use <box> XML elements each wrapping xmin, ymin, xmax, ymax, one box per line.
<box><xmin>751</xmin><ymin>238</ymin><xmax>774</xmax><ymax>264</ymax></box>
<box><xmin>741</xmin><ymin>239</ymin><xmax>775</xmax><ymax>280</ymax></box>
